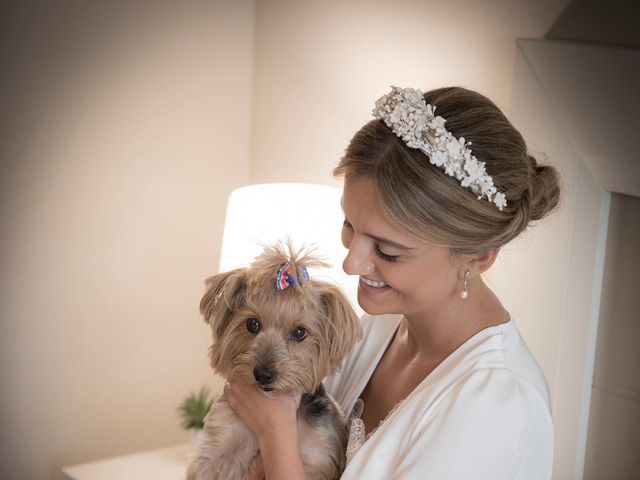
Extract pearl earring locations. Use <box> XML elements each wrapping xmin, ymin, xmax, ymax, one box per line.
<box><xmin>460</xmin><ymin>270</ymin><xmax>470</xmax><ymax>300</ymax></box>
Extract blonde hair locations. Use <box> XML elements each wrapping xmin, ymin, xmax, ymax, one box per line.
<box><xmin>334</xmin><ymin>86</ymin><xmax>560</xmax><ymax>254</ymax></box>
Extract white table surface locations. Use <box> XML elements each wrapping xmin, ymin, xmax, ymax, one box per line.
<box><xmin>62</xmin><ymin>444</ymin><xmax>191</xmax><ymax>480</ymax></box>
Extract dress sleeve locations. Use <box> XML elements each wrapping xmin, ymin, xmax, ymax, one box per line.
<box><xmin>390</xmin><ymin>368</ymin><xmax>553</xmax><ymax>480</ymax></box>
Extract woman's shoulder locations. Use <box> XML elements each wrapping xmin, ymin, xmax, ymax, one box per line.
<box><xmin>405</xmin><ymin>360</ymin><xmax>552</xmax><ymax>457</ymax></box>
<box><xmin>449</xmin><ymin>363</ymin><xmax>551</xmax><ymax>418</ymax></box>
<box><xmin>343</xmin><ymin>349</ymin><xmax>553</xmax><ymax>479</ymax></box>
<box><xmin>445</xmin><ymin>317</ymin><xmax>552</xmax><ymax>413</ymax></box>
<box><xmin>495</xmin><ymin>318</ymin><xmax>552</xmax><ymax>411</ymax></box>
<box><xmin>390</xmin><ymin>365</ymin><xmax>553</xmax><ymax>479</ymax></box>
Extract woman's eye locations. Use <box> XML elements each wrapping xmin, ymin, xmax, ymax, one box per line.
<box><xmin>375</xmin><ymin>246</ymin><xmax>398</xmax><ymax>262</ymax></box>
<box><xmin>291</xmin><ymin>326</ymin><xmax>307</xmax><ymax>341</ymax></box>
<box><xmin>246</xmin><ymin>318</ymin><xmax>261</xmax><ymax>334</ymax></box>
<box><xmin>342</xmin><ymin>218</ymin><xmax>353</xmax><ymax>229</ymax></box>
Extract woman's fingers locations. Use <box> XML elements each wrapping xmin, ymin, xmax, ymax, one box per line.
<box><xmin>224</xmin><ymin>380</ymin><xmax>301</xmax><ymax>439</ymax></box>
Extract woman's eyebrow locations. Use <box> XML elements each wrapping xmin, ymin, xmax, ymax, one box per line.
<box><xmin>365</xmin><ymin>233</ymin><xmax>414</xmax><ymax>251</ymax></box>
<box><xmin>340</xmin><ymin>200</ymin><xmax>414</xmax><ymax>252</ymax></box>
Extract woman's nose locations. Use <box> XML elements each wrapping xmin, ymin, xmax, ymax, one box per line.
<box><xmin>342</xmin><ymin>239</ymin><xmax>374</xmax><ymax>276</ymax></box>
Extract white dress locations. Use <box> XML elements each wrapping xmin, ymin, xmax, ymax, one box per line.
<box><xmin>324</xmin><ymin>313</ymin><xmax>553</xmax><ymax>480</ymax></box>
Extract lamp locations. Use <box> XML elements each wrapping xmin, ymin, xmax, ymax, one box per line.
<box><xmin>218</xmin><ymin>183</ymin><xmax>362</xmax><ymax>316</ymax></box>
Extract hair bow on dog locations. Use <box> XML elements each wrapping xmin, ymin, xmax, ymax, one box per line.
<box><xmin>276</xmin><ymin>262</ymin><xmax>309</xmax><ymax>291</ymax></box>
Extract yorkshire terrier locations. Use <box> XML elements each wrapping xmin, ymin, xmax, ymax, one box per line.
<box><xmin>187</xmin><ymin>241</ymin><xmax>362</xmax><ymax>480</ymax></box>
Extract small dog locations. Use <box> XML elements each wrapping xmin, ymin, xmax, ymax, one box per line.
<box><xmin>187</xmin><ymin>241</ymin><xmax>362</xmax><ymax>480</ymax></box>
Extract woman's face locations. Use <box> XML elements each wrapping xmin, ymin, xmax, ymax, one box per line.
<box><xmin>341</xmin><ymin>176</ymin><xmax>464</xmax><ymax>319</ymax></box>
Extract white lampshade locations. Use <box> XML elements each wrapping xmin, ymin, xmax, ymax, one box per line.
<box><xmin>218</xmin><ymin>183</ymin><xmax>362</xmax><ymax>316</ymax></box>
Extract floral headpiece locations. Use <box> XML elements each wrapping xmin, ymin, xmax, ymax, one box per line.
<box><xmin>372</xmin><ymin>86</ymin><xmax>507</xmax><ymax>210</ymax></box>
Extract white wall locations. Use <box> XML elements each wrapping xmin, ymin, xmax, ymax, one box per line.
<box><xmin>507</xmin><ymin>41</ymin><xmax>588</xmax><ymax>479</ymax></box>
<box><xmin>0</xmin><ymin>2</ymin><xmax>254</xmax><ymax>479</ymax></box>
<box><xmin>585</xmin><ymin>193</ymin><xmax>640</xmax><ymax>479</ymax></box>
<box><xmin>250</xmin><ymin>0</ymin><xmax>570</xmax><ymax>185</ymax></box>
<box><xmin>509</xmin><ymin>39</ymin><xmax>640</xmax><ymax>479</ymax></box>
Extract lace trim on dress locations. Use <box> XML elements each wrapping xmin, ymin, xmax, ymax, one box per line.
<box><xmin>346</xmin><ymin>399</ymin><xmax>365</xmax><ymax>463</ymax></box>
<box><xmin>345</xmin><ymin>397</ymin><xmax>407</xmax><ymax>463</ymax></box>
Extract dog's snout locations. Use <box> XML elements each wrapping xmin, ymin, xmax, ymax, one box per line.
<box><xmin>253</xmin><ymin>367</ymin><xmax>277</xmax><ymax>385</ymax></box>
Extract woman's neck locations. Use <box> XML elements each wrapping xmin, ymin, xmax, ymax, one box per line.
<box><xmin>400</xmin><ymin>278</ymin><xmax>509</xmax><ymax>361</ymax></box>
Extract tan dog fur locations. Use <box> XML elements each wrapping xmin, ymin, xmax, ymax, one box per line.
<box><xmin>187</xmin><ymin>241</ymin><xmax>362</xmax><ymax>480</ymax></box>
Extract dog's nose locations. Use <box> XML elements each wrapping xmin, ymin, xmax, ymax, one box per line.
<box><xmin>253</xmin><ymin>367</ymin><xmax>277</xmax><ymax>385</ymax></box>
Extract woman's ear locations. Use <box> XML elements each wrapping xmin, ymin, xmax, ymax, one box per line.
<box><xmin>465</xmin><ymin>248</ymin><xmax>500</xmax><ymax>276</ymax></box>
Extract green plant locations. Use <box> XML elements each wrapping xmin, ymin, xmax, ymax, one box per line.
<box><xmin>178</xmin><ymin>387</ymin><xmax>214</xmax><ymax>430</ymax></box>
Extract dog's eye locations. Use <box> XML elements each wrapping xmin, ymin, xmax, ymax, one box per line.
<box><xmin>291</xmin><ymin>326</ymin><xmax>307</xmax><ymax>341</ymax></box>
<box><xmin>246</xmin><ymin>318</ymin><xmax>261</xmax><ymax>334</ymax></box>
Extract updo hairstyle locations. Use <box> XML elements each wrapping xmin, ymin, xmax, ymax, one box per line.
<box><xmin>333</xmin><ymin>86</ymin><xmax>561</xmax><ymax>255</ymax></box>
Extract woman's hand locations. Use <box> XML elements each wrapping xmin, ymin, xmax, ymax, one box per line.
<box><xmin>224</xmin><ymin>381</ymin><xmax>301</xmax><ymax>441</ymax></box>
<box><xmin>225</xmin><ymin>381</ymin><xmax>307</xmax><ymax>480</ymax></box>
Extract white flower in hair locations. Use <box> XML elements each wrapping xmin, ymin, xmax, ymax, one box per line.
<box><xmin>372</xmin><ymin>86</ymin><xmax>507</xmax><ymax>210</ymax></box>
<box><xmin>432</xmin><ymin>150</ymin><xmax>447</xmax><ymax>167</ymax></box>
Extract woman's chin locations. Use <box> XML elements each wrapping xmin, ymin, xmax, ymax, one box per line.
<box><xmin>357</xmin><ymin>290</ymin><xmax>394</xmax><ymax>316</ymax></box>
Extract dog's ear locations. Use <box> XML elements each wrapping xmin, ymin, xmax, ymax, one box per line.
<box><xmin>317</xmin><ymin>282</ymin><xmax>363</xmax><ymax>374</ymax></box>
<box><xmin>199</xmin><ymin>269</ymin><xmax>246</xmax><ymax>340</ymax></box>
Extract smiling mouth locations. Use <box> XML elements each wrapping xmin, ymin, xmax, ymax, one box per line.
<box><xmin>361</xmin><ymin>276</ymin><xmax>389</xmax><ymax>288</ymax></box>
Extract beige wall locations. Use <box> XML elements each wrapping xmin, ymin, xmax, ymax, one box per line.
<box><xmin>509</xmin><ymin>39</ymin><xmax>640</xmax><ymax>478</ymax></box>
<box><xmin>0</xmin><ymin>1</ymin><xmax>254</xmax><ymax>479</ymax></box>
<box><xmin>585</xmin><ymin>193</ymin><xmax>640</xmax><ymax>479</ymax></box>
<box><xmin>250</xmin><ymin>0</ymin><xmax>569</xmax><ymax>185</ymax></box>
<box><xmin>508</xmin><ymin>42</ymin><xmax>590</xmax><ymax>478</ymax></box>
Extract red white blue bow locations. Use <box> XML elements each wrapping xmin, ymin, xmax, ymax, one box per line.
<box><xmin>276</xmin><ymin>262</ymin><xmax>309</xmax><ymax>291</ymax></box>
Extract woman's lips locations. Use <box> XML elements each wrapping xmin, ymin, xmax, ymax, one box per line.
<box><xmin>359</xmin><ymin>276</ymin><xmax>391</xmax><ymax>294</ymax></box>
<box><xmin>361</xmin><ymin>276</ymin><xmax>388</xmax><ymax>288</ymax></box>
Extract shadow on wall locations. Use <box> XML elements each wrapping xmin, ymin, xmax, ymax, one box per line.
<box><xmin>546</xmin><ymin>0</ymin><xmax>640</xmax><ymax>48</ymax></box>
